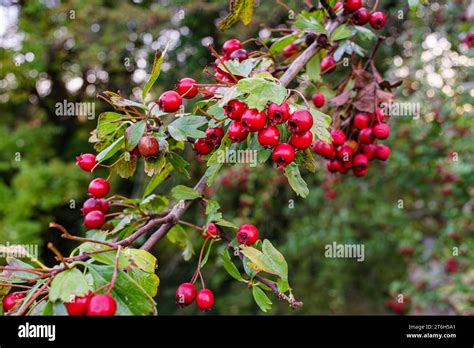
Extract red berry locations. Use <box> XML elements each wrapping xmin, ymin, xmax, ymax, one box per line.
<box><xmin>331</xmin><ymin>130</ymin><xmax>346</xmax><ymax>146</ymax></box>
<box><xmin>288</xmin><ymin>110</ymin><xmax>313</xmax><ymax>133</ymax></box>
<box><xmin>194</xmin><ymin>138</ymin><xmax>214</xmax><ymax>155</ymax></box>
<box><xmin>224</xmin><ymin>100</ymin><xmax>247</xmax><ymax>121</ymax></box>
<box><xmin>196</xmin><ymin>289</ymin><xmax>214</xmax><ymax>311</ymax></box>
<box><xmin>229</xmin><ymin>49</ymin><xmax>248</xmax><ymax>61</ymax></box>
<box><xmin>84</xmin><ymin>210</ymin><xmax>106</xmax><ymax>229</ymax></box>
<box><xmin>353</xmin><ymin>167</ymin><xmax>368</xmax><ymax>177</ymax></box>
<box><xmin>237</xmin><ymin>224</ymin><xmax>259</xmax><ymax>246</ymax></box>
<box><xmin>373</xmin><ymin>123</ymin><xmax>390</xmax><ymax>139</ymax></box>
<box><xmin>445</xmin><ymin>257</ymin><xmax>459</xmax><ymax>273</ymax></box>
<box><xmin>353</xmin><ymin>153</ymin><xmax>369</xmax><ymax>170</ymax></box>
<box><xmin>88</xmin><ymin>178</ymin><xmax>110</xmax><ymax>198</ymax></box>
<box><xmin>222</xmin><ymin>39</ymin><xmax>242</xmax><ymax>56</ymax></box>
<box><xmin>370</xmin><ymin>11</ymin><xmax>386</xmax><ymax>29</ymax></box>
<box><xmin>272</xmin><ymin>143</ymin><xmax>295</xmax><ymax>167</ymax></box>
<box><xmin>373</xmin><ymin>108</ymin><xmax>386</xmax><ymax>122</ymax></box>
<box><xmin>334</xmin><ymin>1</ymin><xmax>343</xmax><ymax>11</ymax></box>
<box><xmin>99</xmin><ymin>198</ymin><xmax>110</xmax><ymax>213</ymax></box>
<box><xmin>327</xmin><ymin>159</ymin><xmax>344</xmax><ymax>173</ymax></box>
<box><xmin>258</xmin><ymin>125</ymin><xmax>280</xmax><ymax>149</ymax></box>
<box><xmin>158</xmin><ymin>91</ymin><xmax>182</xmax><ymax>112</ymax></box>
<box><xmin>343</xmin><ymin>0</ymin><xmax>362</xmax><ymax>12</ymax></box>
<box><xmin>314</xmin><ymin>140</ymin><xmax>336</xmax><ymax>159</ymax></box>
<box><xmin>176</xmin><ymin>283</ymin><xmax>197</xmax><ymax>307</ymax></box>
<box><xmin>321</xmin><ymin>56</ymin><xmax>336</xmax><ymax>74</ymax></box>
<box><xmin>338</xmin><ymin>145</ymin><xmax>354</xmax><ymax>162</ymax></box>
<box><xmin>290</xmin><ymin>130</ymin><xmax>313</xmax><ymax>150</ymax></box>
<box><xmin>176</xmin><ymin>78</ymin><xmax>198</xmax><ymax>99</ymax></box>
<box><xmin>76</xmin><ymin>153</ymin><xmax>97</xmax><ymax>172</ymax></box>
<box><xmin>2</xmin><ymin>292</ymin><xmax>25</xmax><ymax>312</ymax></box>
<box><xmin>352</xmin><ymin>7</ymin><xmax>370</xmax><ymax>25</ymax></box>
<box><xmin>282</xmin><ymin>43</ymin><xmax>299</xmax><ymax>58</ymax></box>
<box><xmin>375</xmin><ymin>144</ymin><xmax>390</xmax><ymax>161</ymax></box>
<box><xmin>362</xmin><ymin>143</ymin><xmax>377</xmax><ymax>160</ymax></box>
<box><xmin>354</xmin><ymin>113</ymin><xmax>370</xmax><ymax>129</ymax></box>
<box><xmin>312</xmin><ymin>93</ymin><xmax>325</xmax><ymax>108</ymax></box>
<box><xmin>138</xmin><ymin>135</ymin><xmax>159</xmax><ymax>158</ymax></box>
<box><xmin>241</xmin><ymin>108</ymin><xmax>267</xmax><ymax>132</ymax></box>
<box><xmin>268</xmin><ymin>102</ymin><xmax>291</xmax><ymax>124</ymax></box>
<box><xmin>227</xmin><ymin>121</ymin><xmax>249</xmax><ymax>143</ymax></box>
<box><xmin>202</xmin><ymin>223</ymin><xmax>220</xmax><ymax>239</ymax></box>
<box><xmin>86</xmin><ymin>294</ymin><xmax>117</xmax><ymax>316</ymax></box>
<box><xmin>81</xmin><ymin>198</ymin><xmax>103</xmax><ymax>216</ymax></box>
<box><xmin>65</xmin><ymin>295</ymin><xmax>92</xmax><ymax>316</ymax></box>
<box><xmin>358</xmin><ymin>127</ymin><xmax>375</xmax><ymax>144</ymax></box>
<box><xmin>206</xmin><ymin>127</ymin><xmax>224</xmax><ymax>147</ymax></box>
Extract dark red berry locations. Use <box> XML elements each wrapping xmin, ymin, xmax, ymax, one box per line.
<box><xmin>84</xmin><ymin>210</ymin><xmax>106</xmax><ymax>229</ymax></box>
<box><xmin>312</xmin><ymin>93</ymin><xmax>325</xmax><ymax>108</ymax></box>
<box><xmin>288</xmin><ymin>110</ymin><xmax>313</xmax><ymax>133</ymax></box>
<box><xmin>362</xmin><ymin>143</ymin><xmax>377</xmax><ymax>160</ymax></box>
<box><xmin>194</xmin><ymin>138</ymin><xmax>214</xmax><ymax>155</ymax></box>
<box><xmin>370</xmin><ymin>11</ymin><xmax>386</xmax><ymax>29</ymax></box>
<box><xmin>88</xmin><ymin>178</ymin><xmax>110</xmax><ymax>198</ymax></box>
<box><xmin>331</xmin><ymin>130</ymin><xmax>346</xmax><ymax>146</ymax></box>
<box><xmin>158</xmin><ymin>90</ymin><xmax>182</xmax><ymax>112</ymax></box>
<box><xmin>224</xmin><ymin>99</ymin><xmax>247</xmax><ymax>121</ymax></box>
<box><xmin>353</xmin><ymin>167</ymin><xmax>368</xmax><ymax>177</ymax></box>
<box><xmin>338</xmin><ymin>145</ymin><xmax>354</xmax><ymax>162</ymax></box>
<box><xmin>138</xmin><ymin>135</ymin><xmax>159</xmax><ymax>158</ymax></box>
<box><xmin>196</xmin><ymin>289</ymin><xmax>214</xmax><ymax>311</ymax></box>
<box><xmin>290</xmin><ymin>130</ymin><xmax>313</xmax><ymax>150</ymax></box>
<box><xmin>2</xmin><ymin>292</ymin><xmax>25</xmax><ymax>312</ymax></box>
<box><xmin>268</xmin><ymin>102</ymin><xmax>291</xmax><ymax>124</ymax></box>
<box><xmin>321</xmin><ymin>56</ymin><xmax>336</xmax><ymax>74</ymax></box>
<box><xmin>237</xmin><ymin>224</ymin><xmax>259</xmax><ymax>246</ymax></box>
<box><xmin>354</xmin><ymin>113</ymin><xmax>370</xmax><ymax>129</ymax></box>
<box><xmin>202</xmin><ymin>223</ymin><xmax>220</xmax><ymax>239</ymax></box>
<box><xmin>176</xmin><ymin>78</ymin><xmax>198</xmax><ymax>99</ymax></box>
<box><xmin>229</xmin><ymin>48</ymin><xmax>248</xmax><ymax>61</ymax></box>
<box><xmin>327</xmin><ymin>159</ymin><xmax>344</xmax><ymax>173</ymax></box>
<box><xmin>272</xmin><ymin>143</ymin><xmax>295</xmax><ymax>167</ymax></box>
<box><xmin>222</xmin><ymin>39</ymin><xmax>242</xmax><ymax>56</ymax></box>
<box><xmin>176</xmin><ymin>283</ymin><xmax>197</xmax><ymax>307</ymax></box>
<box><xmin>358</xmin><ymin>127</ymin><xmax>375</xmax><ymax>144</ymax></box>
<box><xmin>314</xmin><ymin>140</ymin><xmax>336</xmax><ymax>159</ymax></box>
<box><xmin>241</xmin><ymin>108</ymin><xmax>267</xmax><ymax>132</ymax></box>
<box><xmin>445</xmin><ymin>257</ymin><xmax>459</xmax><ymax>273</ymax></box>
<box><xmin>206</xmin><ymin>127</ymin><xmax>224</xmax><ymax>147</ymax></box>
<box><xmin>65</xmin><ymin>295</ymin><xmax>92</xmax><ymax>316</ymax></box>
<box><xmin>76</xmin><ymin>153</ymin><xmax>97</xmax><ymax>172</ymax></box>
<box><xmin>227</xmin><ymin>121</ymin><xmax>249</xmax><ymax>143</ymax></box>
<box><xmin>86</xmin><ymin>294</ymin><xmax>117</xmax><ymax>316</ymax></box>
<box><xmin>373</xmin><ymin>123</ymin><xmax>390</xmax><ymax>139</ymax></box>
<box><xmin>258</xmin><ymin>125</ymin><xmax>280</xmax><ymax>149</ymax></box>
<box><xmin>282</xmin><ymin>43</ymin><xmax>299</xmax><ymax>58</ymax></box>
<box><xmin>343</xmin><ymin>0</ymin><xmax>362</xmax><ymax>12</ymax></box>
<box><xmin>376</xmin><ymin>144</ymin><xmax>390</xmax><ymax>161</ymax></box>
<box><xmin>353</xmin><ymin>153</ymin><xmax>369</xmax><ymax>170</ymax></box>
<box><xmin>81</xmin><ymin>198</ymin><xmax>102</xmax><ymax>216</ymax></box>
<box><xmin>352</xmin><ymin>7</ymin><xmax>370</xmax><ymax>25</ymax></box>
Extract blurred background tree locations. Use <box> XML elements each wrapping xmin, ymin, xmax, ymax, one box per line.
<box><xmin>0</xmin><ymin>0</ymin><xmax>472</xmax><ymax>315</ymax></box>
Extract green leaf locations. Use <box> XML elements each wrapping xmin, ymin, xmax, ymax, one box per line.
<box><xmin>240</xmin><ymin>246</ymin><xmax>276</xmax><ymax>275</ymax></box>
<box><xmin>142</xmin><ymin>49</ymin><xmax>165</xmax><ymax>101</ymax></box>
<box><xmin>96</xmin><ymin>135</ymin><xmax>124</xmax><ymax>163</ymax></box>
<box><xmin>205</xmin><ymin>199</ymin><xmax>223</xmax><ymax>226</ymax></box>
<box><xmin>1</xmin><ymin>258</ymin><xmax>38</xmax><ymax>282</ymax></box>
<box><xmin>300</xmin><ymin>148</ymin><xmax>317</xmax><ymax>173</ymax></box>
<box><xmin>221</xmin><ymin>249</ymin><xmax>243</xmax><ymax>281</ymax></box>
<box><xmin>125</xmin><ymin>120</ymin><xmax>146</xmax><ymax>151</ymax></box>
<box><xmin>276</xmin><ymin>278</ymin><xmax>290</xmax><ymax>293</ymax></box>
<box><xmin>306</xmin><ymin>55</ymin><xmax>321</xmax><ymax>83</ymax></box>
<box><xmin>218</xmin><ymin>0</ymin><xmax>255</xmax><ymax>31</ymax></box>
<box><xmin>167</xmin><ymin>225</ymin><xmax>194</xmax><ymax>261</ymax></box>
<box><xmin>88</xmin><ymin>264</ymin><xmax>157</xmax><ymax>315</ymax></box>
<box><xmin>140</xmin><ymin>194</ymin><xmax>169</xmax><ymax>212</ymax></box>
<box><xmin>269</xmin><ymin>34</ymin><xmax>298</xmax><ymax>55</ymax></box>
<box><xmin>354</xmin><ymin>26</ymin><xmax>376</xmax><ymax>41</ymax></box>
<box><xmin>215</xmin><ymin>219</ymin><xmax>238</xmax><ymax>229</ymax></box>
<box><xmin>237</xmin><ymin>77</ymin><xmax>287</xmax><ymax>111</ymax></box>
<box><xmin>331</xmin><ymin>24</ymin><xmax>352</xmax><ymax>41</ymax></box>
<box><xmin>114</xmin><ymin>155</ymin><xmax>137</xmax><ymax>179</ymax></box>
<box><xmin>110</xmin><ymin>97</ymin><xmax>147</xmax><ymax>110</ymax></box>
<box><xmin>167</xmin><ymin>152</ymin><xmax>190</xmax><ymax>179</ymax></box>
<box><xmin>309</xmin><ymin>107</ymin><xmax>332</xmax><ymax>143</ymax></box>
<box><xmin>294</xmin><ymin>11</ymin><xmax>327</xmax><ymax>34</ymax></box>
<box><xmin>97</xmin><ymin>112</ymin><xmax>124</xmax><ymax>138</ymax></box>
<box><xmin>49</xmin><ymin>268</ymin><xmax>90</xmax><ymax>303</ymax></box>
<box><xmin>128</xmin><ymin>269</ymin><xmax>160</xmax><ymax>297</ymax></box>
<box><xmin>408</xmin><ymin>0</ymin><xmax>419</xmax><ymax>10</ymax></box>
<box><xmin>171</xmin><ymin>185</ymin><xmax>201</xmax><ymax>200</ymax></box>
<box><xmin>200</xmin><ymin>240</ymin><xmax>215</xmax><ymax>269</ymax></box>
<box><xmin>284</xmin><ymin>163</ymin><xmax>309</xmax><ymax>198</ymax></box>
<box><xmin>252</xmin><ymin>286</ymin><xmax>273</xmax><ymax>312</ymax></box>
<box><xmin>218</xmin><ymin>59</ymin><xmax>255</xmax><ymax>78</ymax></box>
<box><xmin>167</xmin><ymin>116</ymin><xmax>207</xmax><ymax>141</ymax></box>
<box><xmin>262</xmin><ymin>239</ymin><xmax>288</xmax><ymax>281</ymax></box>
<box><xmin>143</xmin><ymin>163</ymin><xmax>174</xmax><ymax>197</ymax></box>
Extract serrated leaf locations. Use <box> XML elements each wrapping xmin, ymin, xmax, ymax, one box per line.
<box><xmin>218</xmin><ymin>0</ymin><xmax>255</xmax><ymax>31</ymax></box>
<box><xmin>252</xmin><ymin>286</ymin><xmax>272</xmax><ymax>312</ymax></box>
<box><xmin>354</xmin><ymin>26</ymin><xmax>376</xmax><ymax>41</ymax></box>
<box><xmin>171</xmin><ymin>185</ymin><xmax>201</xmax><ymax>200</ymax></box>
<box><xmin>331</xmin><ymin>24</ymin><xmax>352</xmax><ymax>41</ymax></box>
<box><xmin>49</xmin><ymin>268</ymin><xmax>90</xmax><ymax>303</ymax></box>
<box><xmin>300</xmin><ymin>148</ymin><xmax>317</xmax><ymax>173</ymax></box>
<box><xmin>237</xmin><ymin>77</ymin><xmax>287</xmax><ymax>111</ymax></box>
<box><xmin>262</xmin><ymin>239</ymin><xmax>288</xmax><ymax>281</ymax></box>
<box><xmin>97</xmin><ymin>112</ymin><xmax>124</xmax><ymax>138</ymax></box>
<box><xmin>294</xmin><ymin>11</ymin><xmax>327</xmax><ymax>35</ymax></box>
<box><xmin>167</xmin><ymin>224</ymin><xmax>194</xmax><ymax>261</ymax></box>
<box><xmin>221</xmin><ymin>249</ymin><xmax>243</xmax><ymax>281</ymax></box>
<box><xmin>143</xmin><ymin>163</ymin><xmax>174</xmax><ymax>197</ymax></box>
<box><xmin>122</xmin><ymin>249</ymin><xmax>157</xmax><ymax>273</ymax></box>
<box><xmin>142</xmin><ymin>49</ymin><xmax>165</xmax><ymax>101</ymax></box>
<box><xmin>205</xmin><ymin>199</ymin><xmax>223</xmax><ymax>226</ymax></box>
<box><xmin>167</xmin><ymin>152</ymin><xmax>190</xmax><ymax>179</ymax></box>
<box><xmin>218</xmin><ymin>59</ymin><xmax>255</xmax><ymax>78</ymax></box>
<box><xmin>240</xmin><ymin>246</ymin><xmax>276</xmax><ymax>275</ymax></box>
<box><xmin>167</xmin><ymin>116</ymin><xmax>207</xmax><ymax>141</ymax></box>
<box><xmin>284</xmin><ymin>163</ymin><xmax>309</xmax><ymax>198</ymax></box>
<box><xmin>125</xmin><ymin>120</ymin><xmax>146</xmax><ymax>151</ymax></box>
<box><xmin>96</xmin><ymin>135</ymin><xmax>124</xmax><ymax>163</ymax></box>
<box><xmin>306</xmin><ymin>55</ymin><xmax>321</xmax><ymax>83</ymax></box>
<box><xmin>269</xmin><ymin>34</ymin><xmax>298</xmax><ymax>55</ymax></box>
<box><xmin>114</xmin><ymin>156</ymin><xmax>137</xmax><ymax>179</ymax></box>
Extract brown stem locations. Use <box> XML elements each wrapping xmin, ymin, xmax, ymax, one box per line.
<box><xmin>363</xmin><ymin>36</ymin><xmax>386</xmax><ymax>71</ymax></box>
<box><xmin>207</xmin><ymin>44</ymin><xmax>239</xmax><ymax>82</ymax></box>
<box><xmin>47</xmin><ymin>243</ymin><xmax>69</xmax><ymax>269</ymax></box>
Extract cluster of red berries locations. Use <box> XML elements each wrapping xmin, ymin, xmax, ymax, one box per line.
<box><xmin>194</xmin><ymin>127</ymin><xmax>224</xmax><ymax>156</ymax></box>
<box><xmin>76</xmin><ymin>153</ymin><xmax>112</xmax><ymax>228</ymax></box>
<box><xmin>2</xmin><ymin>292</ymin><xmax>26</xmax><ymax>312</ymax></box>
<box><xmin>156</xmin><ymin>76</ymin><xmax>199</xmax><ymax>113</ymax></box>
<box><xmin>65</xmin><ymin>293</ymin><xmax>117</xmax><ymax>316</ymax></box>
<box><xmin>335</xmin><ymin>0</ymin><xmax>387</xmax><ymax>29</ymax></box>
<box><xmin>313</xmin><ymin>109</ymin><xmax>391</xmax><ymax>177</ymax></box>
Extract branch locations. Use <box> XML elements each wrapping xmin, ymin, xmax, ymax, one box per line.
<box><xmin>363</xmin><ymin>36</ymin><xmax>386</xmax><ymax>70</ymax></box>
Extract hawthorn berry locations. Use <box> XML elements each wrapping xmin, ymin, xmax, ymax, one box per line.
<box><xmin>176</xmin><ymin>78</ymin><xmax>198</xmax><ymax>99</ymax></box>
<box><xmin>290</xmin><ymin>130</ymin><xmax>314</xmax><ymax>150</ymax></box>
<box><xmin>65</xmin><ymin>295</ymin><xmax>92</xmax><ymax>316</ymax></box>
<box><xmin>227</xmin><ymin>121</ymin><xmax>249</xmax><ymax>143</ymax></box>
<box><xmin>237</xmin><ymin>224</ymin><xmax>259</xmax><ymax>246</ymax></box>
<box><xmin>321</xmin><ymin>56</ymin><xmax>336</xmax><ymax>74</ymax></box>
<box><xmin>81</xmin><ymin>197</ymin><xmax>102</xmax><ymax>216</ymax></box>
<box><xmin>445</xmin><ymin>257</ymin><xmax>459</xmax><ymax>273</ymax></box>
<box><xmin>312</xmin><ymin>93</ymin><xmax>325</xmax><ymax>108</ymax></box>
<box><xmin>314</xmin><ymin>140</ymin><xmax>336</xmax><ymax>159</ymax></box>
<box><xmin>343</xmin><ymin>0</ymin><xmax>362</xmax><ymax>12</ymax></box>
<box><xmin>205</xmin><ymin>127</ymin><xmax>224</xmax><ymax>147</ymax></box>
<box><xmin>158</xmin><ymin>90</ymin><xmax>182</xmax><ymax>112</ymax></box>
<box><xmin>353</xmin><ymin>167</ymin><xmax>368</xmax><ymax>177</ymax></box>
<box><xmin>353</xmin><ymin>153</ymin><xmax>369</xmax><ymax>170</ymax></box>
<box><xmin>2</xmin><ymin>292</ymin><xmax>25</xmax><ymax>312</ymax></box>
<box><xmin>327</xmin><ymin>159</ymin><xmax>344</xmax><ymax>173</ymax></box>
<box><xmin>362</xmin><ymin>143</ymin><xmax>377</xmax><ymax>160</ymax></box>
<box><xmin>88</xmin><ymin>178</ymin><xmax>110</xmax><ymax>198</ymax></box>
<box><xmin>375</xmin><ymin>144</ymin><xmax>390</xmax><ymax>161</ymax></box>
<box><xmin>84</xmin><ymin>210</ymin><xmax>106</xmax><ymax>229</ymax></box>
<box><xmin>194</xmin><ymin>138</ymin><xmax>214</xmax><ymax>155</ymax></box>
<box><xmin>99</xmin><ymin>198</ymin><xmax>110</xmax><ymax>213</ymax></box>
<box><xmin>222</xmin><ymin>39</ymin><xmax>242</xmax><ymax>56</ymax></box>
<box><xmin>331</xmin><ymin>130</ymin><xmax>346</xmax><ymax>146</ymax></box>
<box><xmin>338</xmin><ymin>145</ymin><xmax>354</xmax><ymax>162</ymax></box>
<box><xmin>272</xmin><ymin>143</ymin><xmax>295</xmax><ymax>167</ymax></box>
<box><xmin>202</xmin><ymin>223</ymin><xmax>220</xmax><ymax>239</ymax></box>
<box><xmin>282</xmin><ymin>43</ymin><xmax>299</xmax><ymax>58</ymax></box>
<box><xmin>138</xmin><ymin>135</ymin><xmax>159</xmax><ymax>158</ymax></box>
<box><xmin>288</xmin><ymin>110</ymin><xmax>313</xmax><ymax>133</ymax></box>
<box><xmin>373</xmin><ymin>108</ymin><xmax>386</xmax><ymax>122</ymax></box>
<box><xmin>358</xmin><ymin>127</ymin><xmax>375</xmax><ymax>144</ymax></box>
<box><xmin>86</xmin><ymin>294</ymin><xmax>117</xmax><ymax>316</ymax></box>
<box><xmin>354</xmin><ymin>113</ymin><xmax>370</xmax><ymax>129</ymax></box>
<box><xmin>196</xmin><ymin>289</ymin><xmax>214</xmax><ymax>312</ymax></box>
<box><xmin>268</xmin><ymin>102</ymin><xmax>291</xmax><ymax>124</ymax></box>
<box><xmin>76</xmin><ymin>153</ymin><xmax>97</xmax><ymax>172</ymax></box>
<box><xmin>352</xmin><ymin>7</ymin><xmax>370</xmax><ymax>25</ymax></box>
<box><xmin>229</xmin><ymin>48</ymin><xmax>248</xmax><ymax>61</ymax></box>
<box><xmin>241</xmin><ymin>108</ymin><xmax>267</xmax><ymax>132</ymax></box>
<box><xmin>370</xmin><ymin>11</ymin><xmax>386</xmax><ymax>30</ymax></box>
<box><xmin>176</xmin><ymin>283</ymin><xmax>197</xmax><ymax>307</ymax></box>
<box><xmin>224</xmin><ymin>99</ymin><xmax>247</xmax><ymax>121</ymax></box>
<box><xmin>258</xmin><ymin>125</ymin><xmax>280</xmax><ymax>149</ymax></box>
<box><xmin>373</xmin><ymin>123</ymin><xmax>390</xmax><ymax>139</ymax></box>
